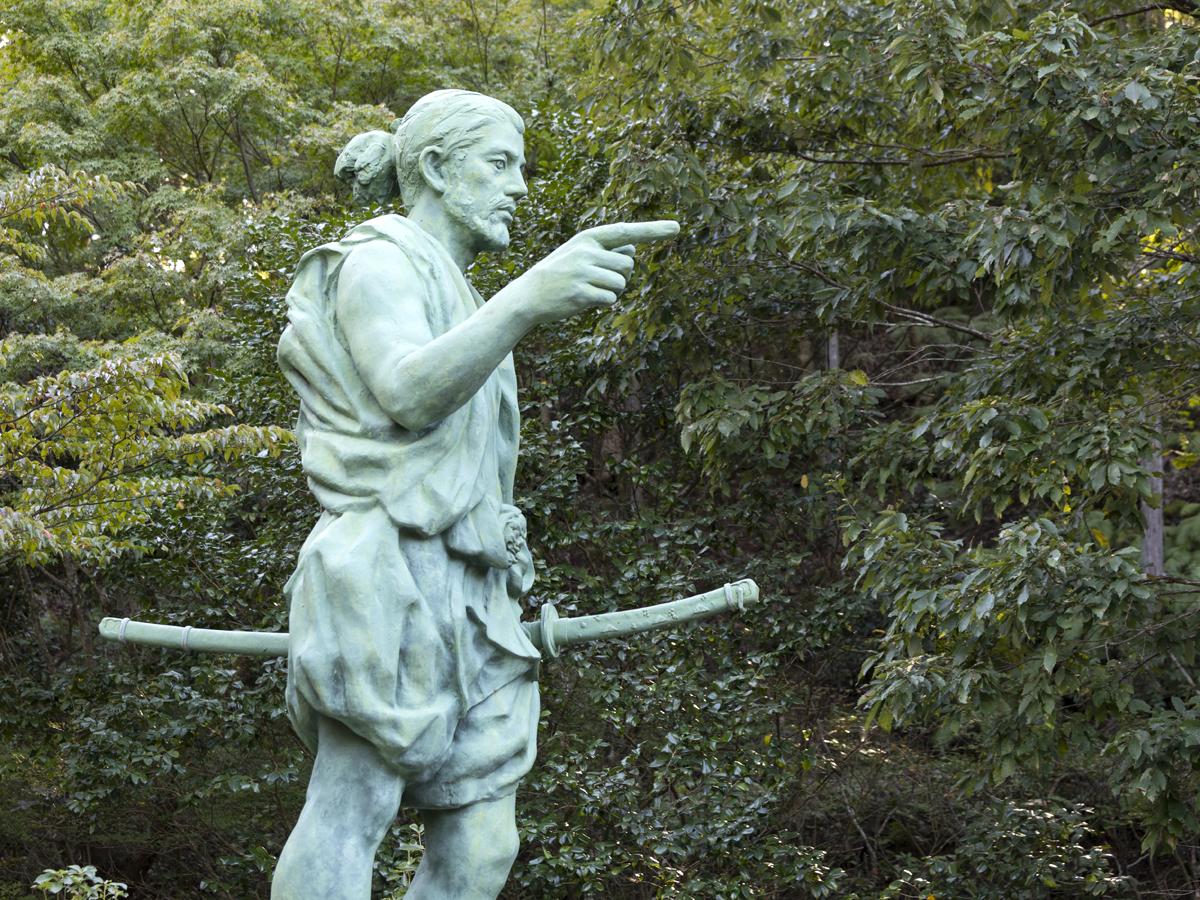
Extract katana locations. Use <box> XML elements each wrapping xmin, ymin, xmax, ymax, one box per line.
<box><xmin>98</xmin><ymin>578</ymin><xmax>760</xmax><ymax>660</ymax></box>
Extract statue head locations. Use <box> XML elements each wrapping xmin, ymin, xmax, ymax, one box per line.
<box><xmin>392</xmin><ymin>90</ymin><xmax>524</xmax><ymax>206</ymax></box>
<box><xmin>335</xmin><ymin>90</ymin><xmax>527</xmax><ymax>253</ymax></box>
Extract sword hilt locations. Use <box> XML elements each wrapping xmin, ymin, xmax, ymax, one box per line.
<box><xmin>523</xmin><ymin>578</ymin><xmax>760</xmax><ymax>659</ymax></box>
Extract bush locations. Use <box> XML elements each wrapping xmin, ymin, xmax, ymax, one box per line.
<box><xmin>32</xmin><ymin>866</ymin><xmax>127</xmax><ymax>900</ymax></box>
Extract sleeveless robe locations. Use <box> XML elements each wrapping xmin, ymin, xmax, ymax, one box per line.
<box><xmin>277</xmin><ymin>214</ymin><xmax>540</xmax><ymax>808</ymax></box>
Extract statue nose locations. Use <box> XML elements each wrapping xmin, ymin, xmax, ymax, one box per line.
<box><xmin>508</xmin><ymin>172</ymin><xmax>528</xmax><ymax>200</ymax></box>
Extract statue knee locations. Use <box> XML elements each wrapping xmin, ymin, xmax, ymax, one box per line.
<box><xmin>307</xmin><ymin>717</ymin><xmax>403</xmax><ymax>849</ymax></box>
<box><xmin>356</xmin><ymin>782</ymin><xmax>405</xmax><ymax>845</ymax></box>
<box><xmin>418</xmin><ymin>820</ymin><xmax>518</xmax><ymax>897</ymax></box>
<box><xmin>305</xmin><ymin>769</ymin><xmax>401</xmax><ymax>849</ymax></box>
<box><xmin>471</xmin><ymin>824</ymin><xmax>519</xmax><ymax>892</ymax></box>
<box><xmin>491</xmin><ymin>826</ymin><xmax>520</xmax><ymax>870</ymax></box>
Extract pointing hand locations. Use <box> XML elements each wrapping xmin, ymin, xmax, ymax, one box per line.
<box><xmin>502</xmin><ymin>220</ymin><xmax>680</xmax><ymax>326</ymax></box>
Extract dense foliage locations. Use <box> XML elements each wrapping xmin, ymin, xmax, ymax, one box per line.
<box><xmin>1</xmin><ymin>0</ymin><xmax>1197</xmax><ymax>896</ymax></box>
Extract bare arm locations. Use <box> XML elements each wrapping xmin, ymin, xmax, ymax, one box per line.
<box><xmin>337</xmin><ymin>242</ymin><xmax>533</xmax><ymax>431</ymax></box>
<box><xmin>339</xmin><ymin>220</ymin><xmax>680</xmax><ymax>431</ymax></box>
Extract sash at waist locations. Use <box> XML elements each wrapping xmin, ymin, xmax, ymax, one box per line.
<box><xmin>301</xmin><ymin>427</ymin><xmax>510</xmax><ymax>569</ymax></box>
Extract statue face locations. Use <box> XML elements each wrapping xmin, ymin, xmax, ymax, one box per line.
<box><xmin>440</xmin><ymin>120</ymin><xmax>528</xmax><ymax>255</ymax></box>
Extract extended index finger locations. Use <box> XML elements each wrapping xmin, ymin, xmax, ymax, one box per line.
<box><xmin>580</xmin><ymin>220</ymin><xmax>680</xmax><ymax>249</ymax></box>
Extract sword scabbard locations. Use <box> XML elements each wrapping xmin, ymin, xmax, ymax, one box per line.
<box><xmin>99</xmin><ymin>578</ymin><xmax>760</xmax><ymax>660</ymax></box>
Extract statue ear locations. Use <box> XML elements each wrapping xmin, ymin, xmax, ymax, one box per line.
<box><xmin>418</xmin><ymin>145</ymin><xmax>449</xmax><ymax>195</ymax></box>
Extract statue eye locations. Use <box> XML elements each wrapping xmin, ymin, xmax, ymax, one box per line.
<box><xmin>492</xmin><ymin>159</ymin><xmax>507</xmax><ymax>171</ymax></box>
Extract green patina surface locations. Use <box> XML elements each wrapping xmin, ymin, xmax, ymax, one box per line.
<box><xmin>97</xmin><ymin>578</ymin><xmax>760</xmax><ymax>658</ymax></box>
<box><xmin>267</xmin><ymin>90</ymin><xmax>677</xmax><ymax>900</ymax></box>
<box><xmin>95</xmin><ymin>88</ymin><xmax>691</xmax><ymax>900</ymax></box>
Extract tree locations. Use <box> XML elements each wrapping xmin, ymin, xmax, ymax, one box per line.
<box><xmin>577</xmin><ymin>0</ymin><xmax>1200</xmax><ymax>889</ymax></box>
<box><xmin>0</xmin><ymin>0</ymin><xmax>1197</xmax><ymax>894</ymax></box>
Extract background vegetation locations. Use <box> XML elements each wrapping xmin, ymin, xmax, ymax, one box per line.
<box><xmin>1</xmin><ymin>0</ymin><xmax>1198</xmax><ymax>896</ymax></box>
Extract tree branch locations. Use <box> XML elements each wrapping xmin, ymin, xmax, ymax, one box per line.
<box><xmin>1089</xmin><ymin>1</ymin><xmax>1197</xmax><ymax>25</ymax></box>
<box><xmin>878</xmin><ymin>301</ymin><xmax>995</xmax><ymax>342</ymax></box>
<box><xmin>745</xmin><ymin>142</ymin><xmax>1014</xmax><ymax>168</ymax></box>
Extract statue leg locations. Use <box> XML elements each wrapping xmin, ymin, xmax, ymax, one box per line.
<box><xmin>271</xmin><ymin>715</ymin><xmax>403</xmax><ymax>900</ymax></box>
<box><xmin>405</xmin><ymin>793</ymin><xmax>520</xmax><ymax>900</ymax></box>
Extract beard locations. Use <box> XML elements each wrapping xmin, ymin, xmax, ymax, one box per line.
<box><xmin>443</xmin><ymin>182</ymin><xmax>512</xmax><ymax>253</ymax></box>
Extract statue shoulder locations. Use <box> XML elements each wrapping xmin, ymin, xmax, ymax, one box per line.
<box><xmin>342</xmin><ymin>215</ymin><xmax>451</xmax><ymax>277</ymax></box>
<box><xmin>343</xmin><ymin>214</ymin><xmax>424</xmax><ymax>255</ymax></box>
<box><xmin>337</xmin><ymin>217</ymin><xmax>427</xmax><ymax>285</ymax></box>
<box><xmin>334</xmin><ymin>222</ymin><xmax>450</xmax><ymax>339</ymax></box>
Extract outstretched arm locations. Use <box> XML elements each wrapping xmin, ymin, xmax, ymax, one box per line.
<box><xmin>339</xmin><ymin>221</ymin><xmax>680</xmax><ymax>432</ymax></box>
<box><xmin>337</xmin><ymin>241</ymin><xmax>530</xmax><ymax>431</ymax></box>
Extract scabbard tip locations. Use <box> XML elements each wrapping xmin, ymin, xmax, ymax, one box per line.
<box><xmin>98</xmin><ymin>617</ymin><xmax>121</xmax><ymax>640</ymax></box>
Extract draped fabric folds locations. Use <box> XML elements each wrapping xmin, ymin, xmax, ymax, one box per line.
<box><xmin>277</xmin><ymin>215</ymin><xmax>539</xmax><ymax>807</ymax></box>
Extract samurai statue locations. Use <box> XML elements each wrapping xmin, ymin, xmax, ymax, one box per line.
<box><xmin>98</xmin><ymin>89</ymin><xmax>757</xmax><ymax>900</ymax></box>
<box><xmin>271</xmin><ymin>90</ymin><xmax>677</xmax><ymax>899</ymax></box>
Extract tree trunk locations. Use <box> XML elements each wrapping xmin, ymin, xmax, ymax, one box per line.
<box><xmin>1141</xmin><ymin>435</ymin><xmax>1165</xmax><ymax>576</ymax></box>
